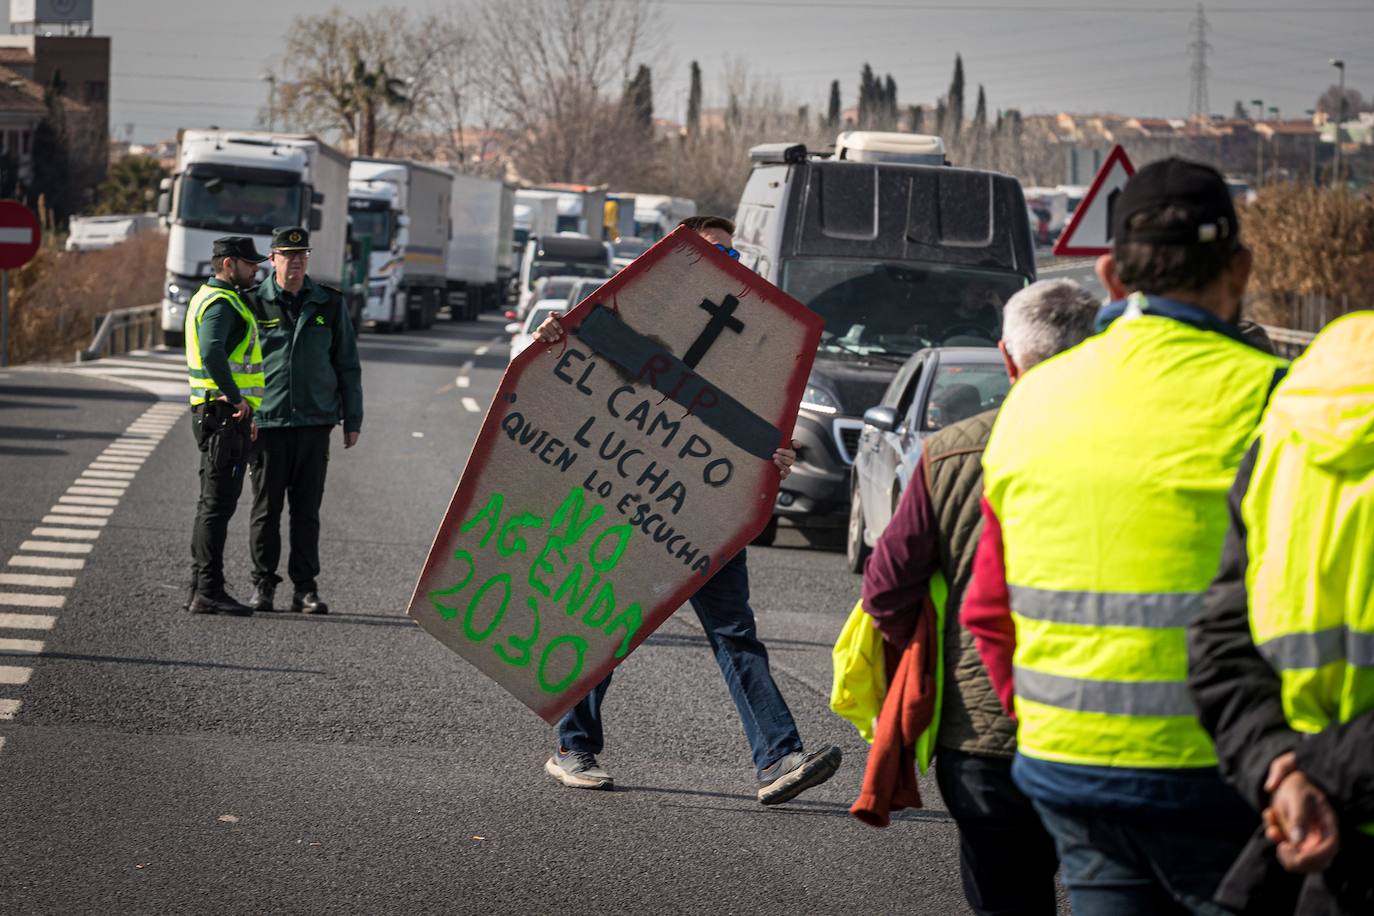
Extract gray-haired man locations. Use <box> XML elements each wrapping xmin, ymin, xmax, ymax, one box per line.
<box><xmin>860</xmin><ymin>279</ymin><xmax>1099</xmax><ymax>916</ymax></box>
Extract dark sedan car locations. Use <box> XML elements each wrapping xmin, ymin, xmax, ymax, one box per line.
<box><xmin>846</xmin><ymin>347</ymin><xmax>1011</xmax><ymax>571</ymax></box>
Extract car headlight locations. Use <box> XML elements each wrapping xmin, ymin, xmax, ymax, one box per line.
<box><xmin>800</xmin><ymin>383</ymin><xmax>840</xmax><ymax>416</ymax></box>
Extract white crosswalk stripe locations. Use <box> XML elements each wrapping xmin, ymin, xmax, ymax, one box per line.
<box><xmin>0</xmin><ymin>572</ymin><xmax>77</xmax><ymax>587</ymax></box>
<box><xmin>57</xmin><ymin>350</ymin><xmax>188</xmax><ymax>401</ymax></box>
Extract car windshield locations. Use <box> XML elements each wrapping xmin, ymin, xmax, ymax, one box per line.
<box><xmin>178</xmin><ymin>164</ymin><xmax>302</xmax><ymax>236</ymax></box>
<box><xmin>780</xmin><ymin>258</ymin><xmax>1025</xmax><ymax>358</ymax></box>
<box><xmin>523</xmin><ymin>304</ymin><xmax>563</xmax><ymax>333</ymax></box>
<box><xmin>530</xmin><ymin>260</ymin><xmax>609</xmax><ymax>288</ymax></box>
<box><xmin>349</xmin><ymin>204</ymin><xmax>393</xmax><ymax>250</ymax></box>
<box><xmin>536</xmin><ymin>278</ymin><xmax>578</xmax><ymax>300</ymax></box>
<box><xmin>923</xmin><ymin>361</ymin><xmax>1012</xmax><ymax>431</ymax></box>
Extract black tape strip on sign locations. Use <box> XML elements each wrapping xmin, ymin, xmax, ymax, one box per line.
<box><xmin>576</xmin><ymin>305</ymin><xmax>782</xmax><ymax>461</ymax></box>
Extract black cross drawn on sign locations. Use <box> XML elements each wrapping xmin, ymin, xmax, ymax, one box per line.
<box><xmin>682</xmin><ymin>294</ymin><xmax>745</xmax><ymax>368</ymax></box>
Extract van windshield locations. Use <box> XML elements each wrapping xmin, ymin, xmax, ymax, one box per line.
<box><xmin>178</xmin><ymin>164</ymin><xmax>303</xmax><ymax>236</ymax></box>
<box><xmin>529</xmin><ymin>260</ymin><xmax>610</xmax><ymax>288</ymax></box>
<box><xmin>780</xmin><ymin>258</ymin><xmax>1025</xmax><ymax>357</ymax></box>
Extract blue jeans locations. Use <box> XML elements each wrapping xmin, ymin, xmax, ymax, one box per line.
<box><xmin>557</xmin><ymin>549</ymin><xmax>803</xmax><ymax>777</ymax></box>
<box><xmin>1032</xmin><ymin>800</ymin><xmax>1252</xmax><ymax>916</ymax></box>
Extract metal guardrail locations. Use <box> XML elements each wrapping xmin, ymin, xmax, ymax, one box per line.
<box><xmin>1259</xmin><ymin>324</ymin><xmax>1317</xmax><ymax>360</ymax></box>
<box><xmin>78</xmin><ymin>303</ymin><xmax>162</xmax><ymax>362</ymax></box>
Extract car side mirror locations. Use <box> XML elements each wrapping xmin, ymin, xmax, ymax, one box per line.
<box><xmin>863</xmin><ymin>406</ymin><xmax>897</xmax><ymax>432</ymax></box>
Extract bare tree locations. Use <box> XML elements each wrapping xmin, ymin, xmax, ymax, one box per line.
<box><xmin>475</xmin><ymin>0</ymin><xmax>659</xmax><ymax>185</ymax></box>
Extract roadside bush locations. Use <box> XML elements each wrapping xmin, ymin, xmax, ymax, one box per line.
<box><xmin>1242</xmin><ymin>184</ymin><xmax>1374</xmax><ymax>328</ymax></box>
<box><xmin>5</xmin><ymin>232</ymin><xmax>167</xmax><ymax>365</ymax></box>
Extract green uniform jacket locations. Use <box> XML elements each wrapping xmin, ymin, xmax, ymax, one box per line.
<box><xmin>255</xmin><ymin>274</ymin><xmax>364</xmax><ymax>433</ymax></box>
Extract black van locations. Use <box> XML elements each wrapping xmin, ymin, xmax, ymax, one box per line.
<box><xmin>732</xmin><ymin>132</ymin><xmax>1036</xmax><ymax>543</ymax></box>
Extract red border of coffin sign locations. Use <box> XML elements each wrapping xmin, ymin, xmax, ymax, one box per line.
<box><xmin>407</xmin><ymin>226</ymin><xmax>823</xmax><ymax>723</ymax></box>
<box><xmin>0</xmin><ymin>200</ymin><xmax>41</xmax><ymax>270</ymax></box>
<box><xmin>1052</xmin><ymin>145</ymin><xmax>1135</xmax><ymax>257</ymax></box>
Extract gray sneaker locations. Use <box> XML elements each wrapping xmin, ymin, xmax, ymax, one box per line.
<box><xmin>757</xmin><ymin>745</ymin><xmax>842</xmax><ymax>806</ymax></box>
<box><xmin>545</xmin><ymin>748</ymin><xmax>614</xmax><ymax>790</ymax></box>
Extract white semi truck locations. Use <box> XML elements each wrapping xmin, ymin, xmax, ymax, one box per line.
<box><xmin>446</xmin><ymin>174</ymin><xmax>514</xmax><ymax>321</ymax></box>
<box><xmin>348</xmin><ymin>158</ymin><xmax>454</xmax><ymax>332</ymax></box>
<box><xmin>513</xmin><ymin>189</ymin><xmax>560</xmax><ymax>252</ymax></box>
<box><xmin>528</xmin><ymin>183</ymin><xmax>607</xmax><ymax>236</ymax></box>
<box><xmin>157</xmin><ymin>129</ymin><xmax>351</xmax><ymax>347</ymax></box>
<box><xmin>631</xmin><ymin>194</ymin><xmax>696</xmax><ymax>241</ymax></box>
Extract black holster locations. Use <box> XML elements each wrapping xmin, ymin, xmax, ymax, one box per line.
<box><xmin>195</xmin><ymin>401</ymin><xmax>252</xmax><ymax>472</ymax></box>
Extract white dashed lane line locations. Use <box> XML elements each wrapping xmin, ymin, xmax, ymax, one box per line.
<box><xmin>462</xmin><ymin>397</ymin><xmax>481</xmax><ymax>413</ymax></box>
<box><xmin>0</xmin><ymin>400</ymin><xmax>183</xmax><ymax>754</ymax></box>
<box><xmin>474</xmin><ymin>346</ymin><xmax>489</xmax><ymax>356</ymax></box>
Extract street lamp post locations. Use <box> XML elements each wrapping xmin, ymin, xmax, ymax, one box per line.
<box><xmin>1330</xmin><ymin>58</ymin><xmax>1345</xmax><ymax>188</ymax></box>
<box><xmin>263</xmin><ymin>73</ymin><xmax>277</xmax><ymax>131</ymax></box>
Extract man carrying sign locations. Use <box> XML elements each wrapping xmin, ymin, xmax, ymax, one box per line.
<box><xmin>533</xmin><ymin>216</ymin><xmax>843</xmax><ymax>804</ymax></box>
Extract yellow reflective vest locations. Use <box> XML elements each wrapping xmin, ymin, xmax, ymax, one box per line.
<box><xmin>983</xmin><ymin>301</ymin><xmax>1286</xmax><ymax>769</ymax></box>
<box><xmin>1243</xmin><ymin>311</ymin><xmax>1374</xmax><ymax>833</ymax></box>
<box><xmin>184</xmin><ymin>283</ymin><xmax>265</xmax><ymax>409</ymax></box>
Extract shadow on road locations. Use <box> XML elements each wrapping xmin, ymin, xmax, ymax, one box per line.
<box><xmin>25</xmin><ymin>650</ymin><xmax>326</xmax><ymax>675</ymax></box>
<box><xmin>0</xmin><ymin>424</ymin><xmax>123</xmax><ymax>442</ymax></box>
<box><xmin>259</xmin><ymin>612</ymin><xmax>418</xmax><ymax>629</ymax></box>
<box><xmin>0</xmin><ymin>444</ymin><xmax>69</xmax><ymax>457</ymax></box>
<box><xmin>646</xmin><ymin>630</ymin><xmax>833</xmax><ymax>651</ymax></box>
<box><xmin>0</xmin><ymin>383</ymin><xmax>156</xmax><ymax>405</ymax></box>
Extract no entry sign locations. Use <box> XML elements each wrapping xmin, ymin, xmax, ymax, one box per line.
<box><xmin>408</xmin><ymin>227</ymin><xmax>823</xmax><ymax>722</ymax></box>
<box><xmin>0</xmin><ymin>200</ymin><xmax>41</xmax><ymax>270</ymax></box>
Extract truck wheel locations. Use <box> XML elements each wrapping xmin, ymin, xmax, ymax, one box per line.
<box><xmin>162</xmin><ymin>329</ymin><xmax>184</xmax><ymax>348</ymax></box>
<box><xmin>751</xmin><ymin>515</ymin><xmax>778</xmax><ymax>547</ymax></box>
<box><xmin>846</xmin><ymin>487</ymin><xmax>870</xmax><ymax>573</ymax></box>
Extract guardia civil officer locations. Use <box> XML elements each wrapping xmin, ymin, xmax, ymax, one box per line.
<box><xmin>248</xmin><ymin>226</ymin><xmax>363</xmax><ymax>615</ymax></box>
<box><xmin>185</xmin><ymin>236</ymin><xmax>268</xmax><ymax>616</ymax></box>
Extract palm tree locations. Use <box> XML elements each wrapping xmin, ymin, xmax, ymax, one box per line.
<box><xmin>347</xmin><ymin>56</ymin><xmax>412</xmax><ymax>156</ymax></box>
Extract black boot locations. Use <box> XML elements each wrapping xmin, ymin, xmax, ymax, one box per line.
<box><xmin>188</xmin><ymin>591</ymin><xmax>254</xmax><ymax>617</ymax></box>
<box><xmin>251</xmin><ymin>582</ymin><xmax>277</xmax><ymax>613</ymax></box>
<box><xmin>291</xmin><ymin>591</ymin><xmax>329</xmax><ymax>615</ymax></box>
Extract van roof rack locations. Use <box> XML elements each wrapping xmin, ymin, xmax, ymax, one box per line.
<box><xmin>749</xmin><ymin>143</ymin><xmax>808</xmax><ymax>165</ymax></box>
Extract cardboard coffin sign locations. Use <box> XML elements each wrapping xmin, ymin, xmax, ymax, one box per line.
<box><xmin>408</xmin><ymin>227</ymin><xmax>823</xmax><ymax>722</ymax></box>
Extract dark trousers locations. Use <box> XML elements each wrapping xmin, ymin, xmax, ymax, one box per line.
<box><xmin>557</xmin><ymin>549</ymin><xmax>804</xmax><ymax>776</ymax></box>
<box><xmin>189</xmin><ymin>405</ymin><xmax>251</xmax><ymax>596</ymax></box>
<box><xmin>935</xmin><ymin>749</ymin><xmax>1060</xmax><ymax>916</ymax></box>
<box><xmin>249</xmin><ymin>426</ymin><xmax>331</xmax><ymax>593</ymax></box>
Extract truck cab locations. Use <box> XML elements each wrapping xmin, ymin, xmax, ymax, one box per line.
<box><xmin>732</xmin><ymin>130</ymin><xmax>1035</xmax><ymax>542</ymax></box>
<box><xmin>158</xmin><ymin>130</ymin><xmax>344</xmax><ymax>347</ymax></box>
<box><xmin>516</xmin><ymin>235</ymin><xmax>613</xmax><ymax>315</ymax></box>
<box><xmin>349</xmin><ymin>164</ymin><xmax>408</xmax><ymax>332</ymax></box>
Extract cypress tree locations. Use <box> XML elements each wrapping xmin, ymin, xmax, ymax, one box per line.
<box><xmin>827</xmin><ymin>80</ymin><xmax>841</xmax><ymax>129</ymax></box>
<box><xmin>947</xmin><ymin>54</ymin><xmax>965</xmax><ymax>140</ymax></box>
<box><xmin>686</xmin><ymin>61</ymin><xmax>702</xmax><ymax>136</ymax></box>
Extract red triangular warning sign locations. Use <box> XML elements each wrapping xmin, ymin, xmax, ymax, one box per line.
<box><xmin>1053</xmin><ymin>145</ymin><xmax>1136</xmax><ymax>257</ymax></box>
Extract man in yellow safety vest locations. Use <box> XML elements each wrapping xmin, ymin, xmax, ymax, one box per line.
<box><xmin>960</xmin><ymin>159</ymin><xmax>1288</xmax><ymax>914</ymax></box>
<box><xmin>184</xmin><ymin>236</ymin><xmax>267</xmax><ymax>616</ymax></box>
<box><xmin>1189</xmin><ymin>311</ymin><xmax>1374</xmax><ymax>914</ymax></box>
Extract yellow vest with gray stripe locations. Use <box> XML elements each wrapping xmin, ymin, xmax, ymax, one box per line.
<box><xmin>1242</xmin><ymin>312</ymin><xmax>1374</xmax><ymax>833</ymax></box>
<box><xmin>184</xmin><ymin>283</ymin><xmax>265</xmax><ymax>409</ymax></box>
<box><xmin>983</xmin><ymin>303</ymin><xmax>1286</xmax><ymax>769</ymax></box>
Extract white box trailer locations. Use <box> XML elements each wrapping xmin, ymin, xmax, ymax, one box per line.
<box><xmin>156</xmin><ymin>129</ymin><xmax>351</xmax><ymax>346</ymax></box>
<box><xmin>445</xmin><ymin>174</ymin><xmax>515</xmax><ymax>321</ymax></box>
<box><xmin>350</xmin><ymin>158</ymin><xmax>454</xmax><ymax>331</ymax></box>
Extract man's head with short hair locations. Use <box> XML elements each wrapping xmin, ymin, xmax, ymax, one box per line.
<box><xmin>679</xmin><ymin>215</ymin><xmax>735</xmax><ymax>236</ymax></box>
<box><xmin>999</xmin><ymin>278</ymin><xmax>1100</xmax><ymax>379</ymax></box>
<box><xmin>1096</xmin><ymin>157</ymin><xmax>1252</xmax><ymax>323</ymax></box>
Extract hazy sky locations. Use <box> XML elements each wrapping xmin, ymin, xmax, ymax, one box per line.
<box><xmin>7</xmin><ymin>0</ymin><xmax>1371</xmax><ymax>143</ymax></box>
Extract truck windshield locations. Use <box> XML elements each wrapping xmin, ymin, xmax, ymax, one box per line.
<box><xmin>781</xmin><ymin>258</ymin><xmax>1026</xmax><ymax>356</ymax></box>
<box><xmin>177</xmin><ymin>164</ymin><xmax>302</xmax><ymax>236</ymax></box>
<box><xmin>349</xmin><ymin>203</ymin><xmax>393</xmax><ymax>250</ymax></box>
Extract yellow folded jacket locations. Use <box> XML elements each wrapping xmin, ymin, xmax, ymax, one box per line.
<box><xmin>830</xmin><ymin>599</ymin><xmax>886</xmax><ymax>743</ymax></box>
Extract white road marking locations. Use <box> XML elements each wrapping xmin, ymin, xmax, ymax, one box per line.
<box><xmin>92</xmin><ymin>456</ymin><xmax>144</xmax><ymax>465</ymax></box>
<box><xmin>475</xmin><ymin>346</ymin><xmax>489</xmax><ymax>356</ymax></box>
<box><xmin>0</xmin><ymin>699</ymin><xmax>21</xmax><ymax>719</ymax></box>
<box><xmin>0</xmin><ymin>666</ymin><xmax>30</xmax><ymax>685</ymax></box>
<box><xmin>103</xmin><ymin>447</ymin><xmax>154</xmax><ymax>456</ymax></box>
<box><xmin>112</xmin><ymin>439</ymin><xmax>158</xmax><ymax>447</ymax></box>
<box><xmin>0</xmin><ymin>592</ymin><xmax>65</xmax><ymax>608</ymax></box>
<box><xmin>462</xmin><ymin>397</ymin><xmax>481</xmax><ymax>413</ymax></box>
<box><xmin>19</xmin><ymin>541</ymin><xmax>94</xmax><ymax>555</ymax></box>
<box><xmin>74</xmin><ymin>478</ymin><xmax>130</xmax><ymax>490</ymax></box>
<box><xmin>29</xmin><ymin>529</ymin><xmax>98</xmax><ymax>543</ymax></box>
<box><xmin>0</xmin><ymin>572</ymin><xmax>77</xmax><ymax>587</ymax></box>
<box><xmin>456</xmin><ymin>376</ymin><xmax>470</xmax><ymax>388</ymax></box>
<box><xmin>45</xmin><ymin>505</ymin><xmax>112</xmax><ymax>518</ymax></box>
<box><xmin>42</xmin><ymin>513</ymin><xmax>107</xmax><ymax>525</ymax></box>
<box><xmin>0</xmin><ymin>638</ymin><xmax>44</xmax><ymax>654</ymax></box>
<box><xmin>66</xmin><ymin>486</ymin><xmax>126</xmax><ymax>498</ymax></box>
<box><xmin>0</xmin><ymin>614</ymin><xmax>55</xmax><ymax>631</ymax></box>
<box><xmin>9</xmin><ymin>556</ymin><xmax>84</xmax><ymax>570</ymax></box>
<box><xmin>80</xmin><ymin>469</ymin><xmax>137</xmax><ymax>479</ymax></box>
<box><xmin>58</xmin><ymin>495</ymin><xmax>119</xmax><ymax>507</ymax></box>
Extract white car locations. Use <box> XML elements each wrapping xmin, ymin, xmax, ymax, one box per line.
<box><xmin>506</xmin><ymin>300</ymin><xmax>568</xmax><ymax>362</ymax></box>
<box><xmin>519</xmin><ymin>275</ymin><xmax>583</xmax><ymax>319</ymax></box>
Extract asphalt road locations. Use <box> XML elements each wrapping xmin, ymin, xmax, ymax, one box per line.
<box><xmin>0</xmin><ymin>315</ymin><xmax>1018</xmax><ymax>916</ymax></box>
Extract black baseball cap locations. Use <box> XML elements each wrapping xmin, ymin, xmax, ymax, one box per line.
<box><xmin>211</xmin><ymin>236</ymin><xmax>268</xmax><ymax>263</ymax></box>
<box><xmin>1112</xmin><ymin>158</ymin><xmax>1240</xmax><ymax>249</ymax></box>
<box><xmin>271</xmin><ymin>226</ymin><xmax>311</xmax><ymax>251</ymax></box>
